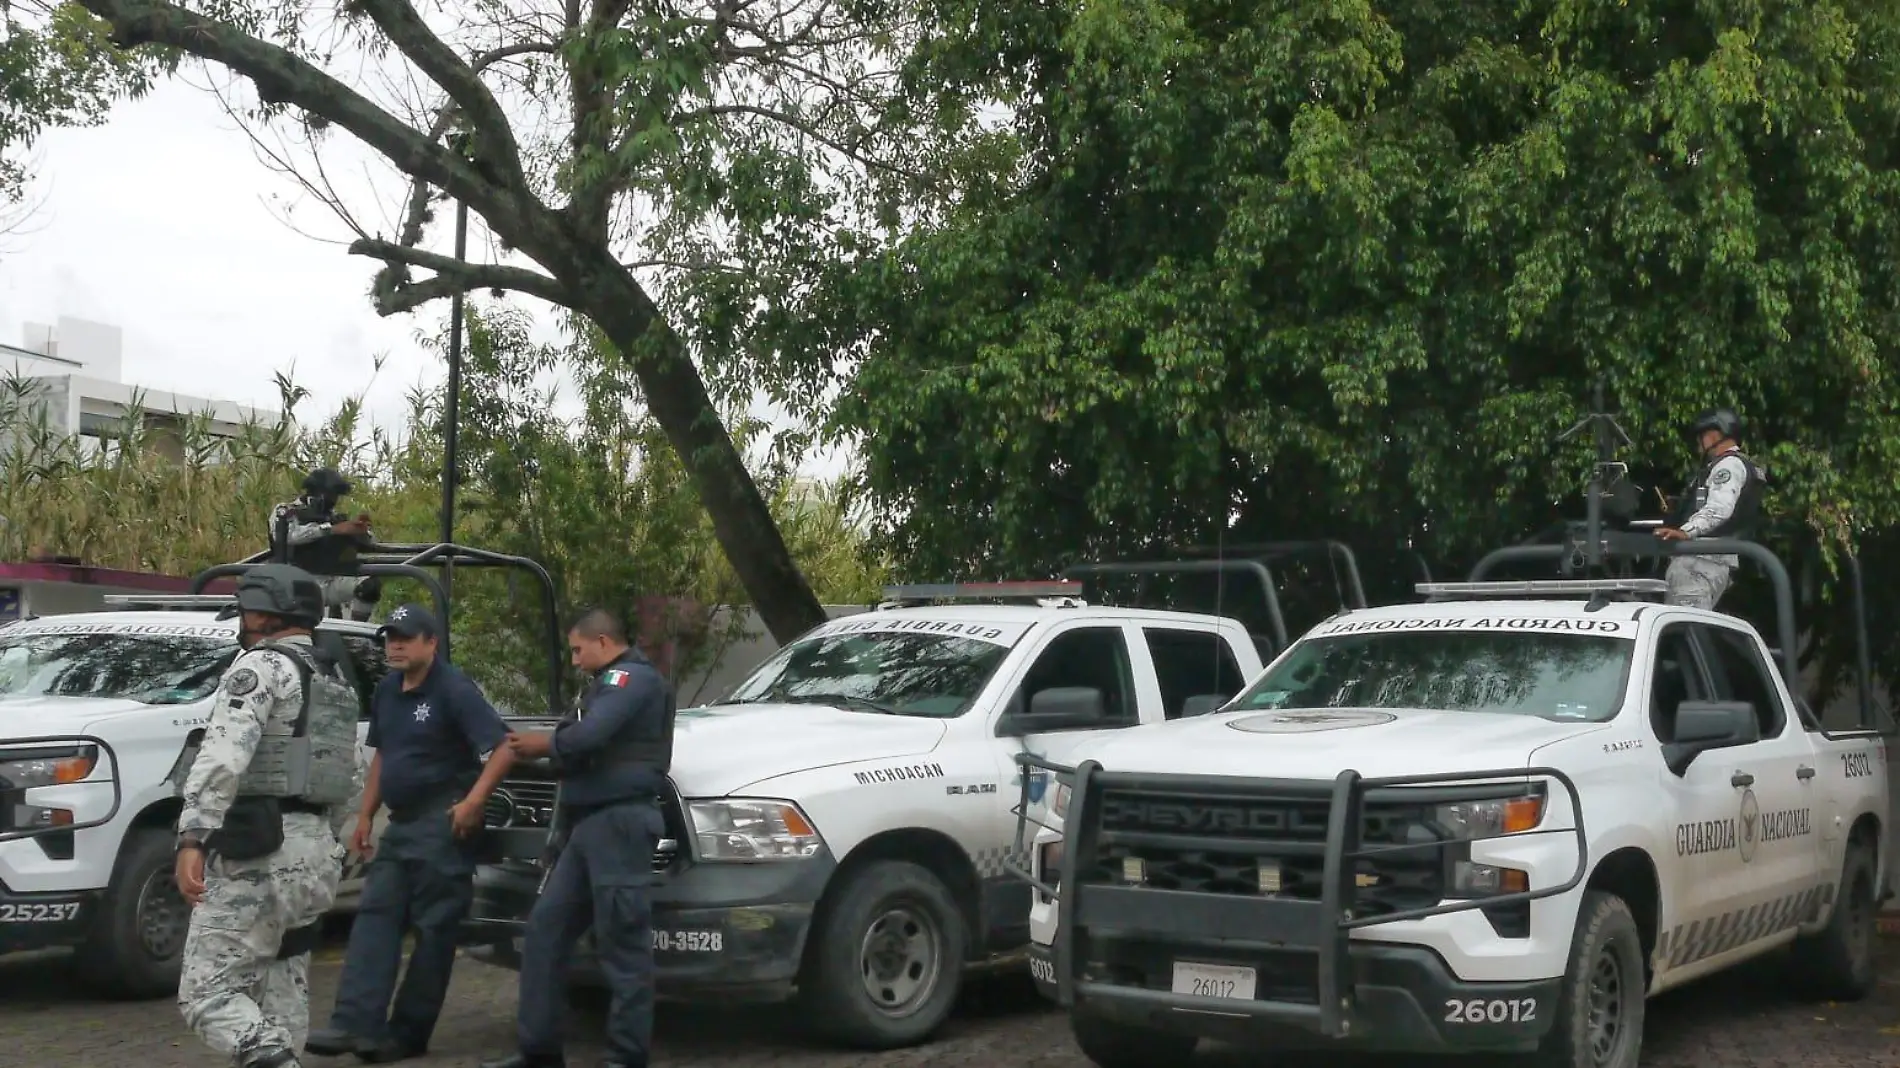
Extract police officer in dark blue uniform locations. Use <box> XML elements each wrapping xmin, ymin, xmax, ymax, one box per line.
<box><xmin>482</xmin><ymin>607</ymin><xmax>675</xmax><ymax>1068</ymax></box>
<box><xmin>306</xmin><ymin>603</ymin><xmax>515</xmax><ymax>1063</ymax></box>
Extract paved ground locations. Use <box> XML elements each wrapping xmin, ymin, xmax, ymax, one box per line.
<box><xmin>4</xmin><ymin>935</ymin><xmax>1897</xmax><ymax>1066</ymax></box>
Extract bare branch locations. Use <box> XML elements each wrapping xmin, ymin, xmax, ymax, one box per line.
<box><xmin>391</xmin><ymin>40</ymin><xmax>559</xmax><ymax>251</ymax></box>
<box><xmin>75</xmin><ymin>0</ymin><xmax>507</xmax><ymax>219</ymax></box>
<box><xmin>677</xmin><ymin>103</ymin><xmax>930</xmax><ymax>182</ymax></box>
<box><xmin>348</xmin><ymin>0</ymin><xmax>528</xmax><ymax>190</ymax></box>
<box><xmin>349</xmin><ymin>237</ymin><xmax>568</xmax><ymax>315</ymax></box>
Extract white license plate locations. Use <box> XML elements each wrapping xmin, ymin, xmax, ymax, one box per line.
<box><xmin>1170</xmin><ymin>961</ymin><xmax>1256</xmax><ymax>1001</ymax></box>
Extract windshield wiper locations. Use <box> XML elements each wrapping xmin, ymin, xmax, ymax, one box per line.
<box><xmin>785</xmin><ymin>693</ymin><xmax>904</xmax><ymax>716</ymax></box>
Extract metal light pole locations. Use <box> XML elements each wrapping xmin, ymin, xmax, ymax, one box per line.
<box><xmin>440</xmin><ymin>196</ymin><xmax>470</xmax><ymax>601</ymax></box>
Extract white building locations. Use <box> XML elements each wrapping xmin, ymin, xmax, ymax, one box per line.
<box><xmin>0</xmin><ymin>316</ymin><xmax>279</xmax><ymax>460</ymax></box>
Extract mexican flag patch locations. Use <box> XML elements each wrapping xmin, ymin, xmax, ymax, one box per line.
<box><xmin>603</xmin><ymin>669</ymin><xmax>631</xmax><ymax>688</ymax></box>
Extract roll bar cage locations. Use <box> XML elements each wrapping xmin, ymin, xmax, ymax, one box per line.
<box><xmin>190</xmin><ymin>540</ymin><xmax>567</xmax><ymax>712</ymax></box>
<box><xmin>1063</xmin><ymin>540</ymin><xmax>1369</xmax><ymax>656</ymax></box>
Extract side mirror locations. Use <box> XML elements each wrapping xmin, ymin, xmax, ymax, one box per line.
<box><xmin>1665</xmin><ymin>700</ymin><xmax>1759</xmax><ymax>775</ymax></box>
<box><xmin>1001</xmin><ymin>686</ymin><xmax>1109</xmax><ymax>735</ymax></box>
<box><xmin>1180</xmin><ymin>693</ymin><xmax>1230</xmax><ymax>718</ymax></box>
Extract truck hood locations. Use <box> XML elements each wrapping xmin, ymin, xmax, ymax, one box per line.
<box><xmin>1071</xmin><ymin>707</ymin><xmax>1611</xmax><ymax>781</ymax></box>
<box><xmin>0</xmin><ymin>694</ymin><xmax>177</xmax><ymax>735</ymax></box>
<box><xmin>506</xmin><ymin>703</ymin><xmax>949</xmax><ymax>798</ymax></box>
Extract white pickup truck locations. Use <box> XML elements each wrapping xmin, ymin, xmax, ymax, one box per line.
<box><xmin>1020</xmin><ymin>564</ymin><xmax>1890</xmax><ymax>1068</ymax></box>
<box><xmin>0</xmin><ymin>606</ymin><xmax>388</xmax><ymax>997</ymax></box>
<box><xmin>462</xmin><ymin>577</ymin><xmax>1300</xmax><ymax>1049</ymax></box>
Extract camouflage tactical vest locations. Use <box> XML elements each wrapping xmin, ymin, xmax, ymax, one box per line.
<box><xmin>234</xmin><ymin>638</ymin><xmax>359</xmax><ymax>806</ymax></box>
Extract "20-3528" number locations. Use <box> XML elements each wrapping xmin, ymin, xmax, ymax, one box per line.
<box><xmin>1445</xmin><ymin>998</ymin><xmax>1537</xmax><ymax>1024</ymax></box>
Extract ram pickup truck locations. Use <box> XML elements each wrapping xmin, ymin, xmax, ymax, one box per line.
<box><xmin>1022</xmin><ymin>575</ymin><xmax>1889</xmax><ymax>1068</ymax></box>
<box><xmin>463</xmin><ymin>585</ymin><xmax>1271</xmax><ymax>1049</ymax></box>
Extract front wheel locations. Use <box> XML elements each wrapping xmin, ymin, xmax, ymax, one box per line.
<box><xmin>797</xmin><ymin>860</ymin><xmax>967</xmax><ymax>1049</ymax></box>
<box><xmin>1070</xmin><ymin>1009</ymin><xmax>1198</xmax><ymax>1068</ymax></box>
<box><xmin>73</xmin><ymin>828</ymin><xmax>191</xmax><ymax>999</ymax></box>
<box><xmin>1531</xmin><ymin>890</ymin><xmax>1645</xmax><ymax>1068</ymax></box>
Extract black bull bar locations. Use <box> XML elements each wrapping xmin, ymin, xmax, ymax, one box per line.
<box><xmin>1005</xmin><ymin>753</ymin><xmax>1587</xmax><ymax>1038</ymax></box>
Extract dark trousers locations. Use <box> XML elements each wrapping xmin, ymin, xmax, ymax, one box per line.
<box><xmin>328</xmin><ymin>808</ymin><xmax>478</xmax><ymax>1048</ymax></box>
<box><xmin>517</xmin><ymin>801</ymin><xmax>663</xmax><ymax>1065</ymax></box>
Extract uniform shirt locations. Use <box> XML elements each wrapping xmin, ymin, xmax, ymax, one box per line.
<box><xmin>178</xmin><ymin>637</ymin><xmax>310</xmax><ymax>838</ymax></box>
<box><xmin>366</xmin><ymin>657</ymin><xmax>507</xmax><ymax>813</ymax></box>
<box><xmin>548</xmin><ymin>649</ymin><xmax>673</xmax><ymax>807</ymax></box>
<box><xmin>1677</xmin><ymin>449</ymin><xmax>1763</xmax><ymax>538</ymax></box>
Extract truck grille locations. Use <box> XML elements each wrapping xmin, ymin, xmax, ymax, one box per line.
<box><xmin>1083</xmin><ymin>789</ymin><xmax>1444</xmax><ymax>915</ymax></box>
<box><xmin>484</xmin><ymin>772</ymin><xmax>685</xmax><ymax>875</ymax></box>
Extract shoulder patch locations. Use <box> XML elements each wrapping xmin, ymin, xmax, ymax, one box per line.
<box><xmin>602</xmin><ymin>669</ymin><xmax>631</xmax><ymax>688</ymax></box>
<box><xmin>1712</xmin><ymin>467</ymin><xmax>1734</xmax><ymax>485</ymax></box>
<box><xmin>226</xmin><ymin>667</ymin><xmax>260</xmax><ymax>696</ymax></box>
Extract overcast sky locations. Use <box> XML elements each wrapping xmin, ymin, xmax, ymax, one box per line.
<box><xmin>0</xmin><ymin>77</ymin><xmax>843</xmax><ymax>476</ymax></box>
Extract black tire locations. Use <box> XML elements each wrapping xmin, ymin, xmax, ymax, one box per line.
<box><xmin>1531</xmin><ymin>890</ymin><xmax>1645</xmax><ymax>1068</ymax></box>
<box><xmin>73</xmin><ymin>828</ymin><xmax>192</xmax><ymax>1000</ymax></box>
<box><xmin>1070</xmin><ymin>1009</ymin><xmax>1198</xmax><ymax>1068</ymax></box>
<box><xmin>797</xmin><ymin>860</ymin><xmax>967</xmax><ymax>1049</ymax></box>
<box><xmin>1788</xmin><ymin>843</ymin><xmax>1879</xmax><ymax>1002</ymax></box>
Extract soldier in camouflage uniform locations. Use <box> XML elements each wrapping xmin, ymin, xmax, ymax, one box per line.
<box><xmin>174</xmin><ymin>564</ymin><xmax>363</xmax><ymax>1068</ymax></box>
<box><xmin>269</xmin><ymin>467</ymin><xmax>377</xmax><ymax>622</ymax></box>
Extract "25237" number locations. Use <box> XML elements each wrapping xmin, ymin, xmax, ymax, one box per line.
<box><xmin>1445</xmin><ymin>998</ymin><xmax>1537</xmax><ymax>1024</ymax></box>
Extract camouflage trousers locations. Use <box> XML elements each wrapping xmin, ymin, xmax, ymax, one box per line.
<box><xmin>318</xmin><ymin>576</ymin><xmax>373</xmax><ymax>623</ymax></box>
<box><xmin>1665</xmin><ymin>554</ymin><xmax>1736</xmax><ymax>610</ymax></box>
<box><xmin>179</xmin><ymin>812</ymin><xmax>344</xmax><ymax>1067</ymax></box>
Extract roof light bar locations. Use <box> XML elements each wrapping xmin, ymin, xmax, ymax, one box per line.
<box><xmin>1417</xmin><ymin>579</ymin><xmax>1669</xmax><ymax>599</ymax></box>
<box><xmin>881</xmin><ymin>580</ymin><xmax>1086</xmax><ymax>602</ymax></box>
<box><xmin>101</xmin><ymin>594</ymin><xmax>237</xmax><ymax>610</ymax></box>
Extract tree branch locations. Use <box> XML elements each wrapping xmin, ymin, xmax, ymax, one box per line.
<box><xmin>349</xmin><ymin>237</ymin><xmax>569</xmax><ymax>315</ymax></box>
<box><xmin>75</xmin><ymin>0</ymin><xmax>507</xmax><ymax>218</ymax></box>
<box><xmin>349</xmin><ymin>0</ymin><xmax>528</xmax><ymax>192</ymax></box>
<box><xmin>676</xmin><ymin>102</ymin><xmax>928</xmax><ymax>181</ymax></box>
<box><xmin>392</xmin><ymin>40</ymin><xmax>560</xmax><ymax>249</ymax></box>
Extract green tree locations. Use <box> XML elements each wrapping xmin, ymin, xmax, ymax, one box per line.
<box><xmin>0</xmin><ymin>0</ymin><xmax>157</xmax><ymax>205</ymax></box>
<box><xmin>11</xmin><ymin>0</ymin><xmax>970</xmax><ymax>643</ymax></box>
<box><xmin>829</xmin><ymin>0</ymin><xmax>1900</xmax><ymax>692</ymax></box>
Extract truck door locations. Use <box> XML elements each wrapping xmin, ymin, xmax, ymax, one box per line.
<box><xmin>1695</xmin><ymin>622</ymin><xmax>1825</xmax><ymax>925</ymax></box>
<box><xmin>983</xmin><ymin>620</ymin><xmax>1152</xmax><ymax>949</ymax></box>
<box><xmin>1135</xmin><ymin>624</ymin><xmax>1253</xmax><ymax>720</ymax></box>
<box><xmin>1647</xmin><ymin>619</ymin><xmax>1751</xmax><ymax>971</ymax></box>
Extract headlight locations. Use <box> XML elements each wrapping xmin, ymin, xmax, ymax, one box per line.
<box><xmin>0</xmin><ymin>745</ymin><xmax>98</xmax><ymax>790</ymax></box>
<box><xmin>1431</xmin><ymin>792</ymin><xmax>1545</xmax><ymax>840</ymax></box>
<box><xmin>686</xmin><ymin>798</ymin><xmax>824</xmax><ymax>861</ymax></box>
<box><xmin>1051</xmin><ymin>782</ymin><xmax>1072</xmax><ymax>819</ymax></box>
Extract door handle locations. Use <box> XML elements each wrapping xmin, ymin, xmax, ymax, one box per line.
<box><xmin>1731</xmin><ymin>771</ymin><xmax>1755</xmax><ymax>788</ymax></box>
<box><xmin>1797</xmin><ymin>764</ymin><xmax>1816</xmax><ymax>781</ymax></box>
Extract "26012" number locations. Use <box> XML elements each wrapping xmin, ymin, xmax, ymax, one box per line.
<box><xmin>1444</xmin><ymin>998</ymin><xmax>1537</xmax><ymax>1024</ymax></box>
<box><xmin>1842</xmin><ymin>751</ymin><xmax>1875</xmax><ymax>779</ymax></box>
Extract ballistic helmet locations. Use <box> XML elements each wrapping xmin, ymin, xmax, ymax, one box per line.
<box><xmin>1689</xmin><ymin>407</ymin><xmax>1743</xmax><ymax>445</ymax></box>
<box><xmin>228</xmin><ymin>564</ymin><xmax>326</xmax><ymax>628</ymax></box>
<box><xmin>302</xmin><ymin>466</ymin><xmax>353</xmax><ymax>498</ymax></box>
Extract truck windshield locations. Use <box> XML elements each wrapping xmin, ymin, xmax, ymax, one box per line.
<box><xmin>723</xmin><ymin>630</ymin><xmax>1011</xmax><ymax>718</ymax></box>
<box><xmin>1232</xmin><ymin>630</ymin><xmax>1633</xmax><ymax>722</ymax></box>
<box><xmin>0</xmin><ymin>631</ymin><xmax>237</xmax><ymax>706</ymax></box>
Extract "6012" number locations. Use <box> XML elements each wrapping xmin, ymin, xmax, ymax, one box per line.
<box><xmin>1444</xmin><ymin>998</ymin><xmax>1537</xmax><ymax>1024</ymax></box>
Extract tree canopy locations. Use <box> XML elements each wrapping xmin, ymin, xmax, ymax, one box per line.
<box><xmin>822</xmin><ymin>0</ymin><xmax>1900</xmax><ymax>693</ymax></box>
